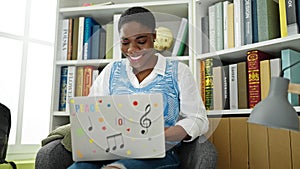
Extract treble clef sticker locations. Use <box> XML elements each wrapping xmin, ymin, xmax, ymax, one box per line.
<box><xmin>140</xmin><ymin>104</ymin><xmax>151</xmax><ymax>135</ymax></box>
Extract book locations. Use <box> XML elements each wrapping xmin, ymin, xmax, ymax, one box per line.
<box><xmin>213</xmin><ymin>66</ymin><xmax>223</xmax><ymax>110</ymax></box>
<box><xmin>223</xmin><ymin>65</ymin><xmax>230</xmax><ymax>109</ymax></box>
<box><xmin>237</xmin><ymin>61</ymin><xmax>248</xmax><ymax>109</ymax></box>
<box><xmin>75</xmin><ymin>66</ymin><xmax>84</xmax><ymax>96</ymax></box>
<box><xmin>281</xmin><ymin>49</ymin><xmax>300</xmax><ymax>106</ymax></box>
<box><xmin>91</xmin><ymin>24</ymin><xmax>101</xmax><ymax>59</ymax></box>
<box><xmin>113</xmin><ymin>14</ymin><xmax>122</xmax><ymax>59</ymax></box>
<box><xmin>200</xmin><ymin>60</ymin><xmax>206</xmax><ymax>104</ymax></box>
<box><xmin>286</xmin><ymin>0</ymin><xmax>299</xmax><ymax>35</ymax></box>
<box><xmin>244</xmin><ymin>0</ymin><xmax>253</xmax><ymax>45</ymax></box>
<box><xmin>256</xmin><ymin>0</ymin><xmax>280</xmax><ymax>42</ymax></box>
<box><xmin>201</xmin><ymin>16</ymin><xmax>209</xmax><ymax>54</ymax></box>
<box><xmin>279</xmin><ymin>0</ymin><xmax>288</xmax><ymax>37</ymax></box>
<box><xmin>105</xmin><ymin>23</ymin><xmax>113</xmax><ymax>59</ymax></box>
<box><xmin>71</xmin><ymin>17</ymin><xmax>79</xmax><ymax>60</ymax></box>
<box><xmin>234</xmin><ymin>0</ymin><xmax>244</xmax><ymax>47</ymax></box>
<box><xmin>172</xmin><ymin>17</ymin><xmax>188</xmax><ymax>56</ymax></box>
<box><xmin>58</xmin><ymin>66</ymin><xmax>68</xmax><ymax>111</ymax></box>
<box><xmin>204</xmin><ymin>58</ymin><xmax>222</xmax><ymax>110</ymax></box>
<box><xmin>77</xmin><ymin>16</ymin><xmax>85</xmax><ymax>60</ymax></box>
<box><xmin>82</xmin><ymin>66</ymin><xmax>95</xmax><ymax>96</ymax></box>
<box><xmin>247</xmin><ymin>50</ymin><xmax>273</xmax><ymax>108</ymax></box>
<box><xmin>208</xmin><ymin>5</ymin><xmax>216</xmax><ymax>52</ymax></box>
<box><xmin>270</xmin><ymin>58</ymin><xmax>282</xmax><ymax>77</ymax></box>
<box><xmin>215</xmin><ymin>1</ymin><xmax>224</xmax><ymax>51</ymax></box>
<box><xmin>67</xmin><ymin>18</ymin><xmax>73</xmax><ymax>60</ymax></box>
<box><xmin>260</xmin><ymin>59</ymin><xmax>271</xmax><ymax>100</ymax></box>
<box><xmin>83</xmin><ymin>17</ymin><xmax>98</xmax><ymax>60</ymax></box>
<box><xmin>297</xmin><ymin>0</ymin><xmax>300</xmax><ymax>33</ymax></box>
<box><xmin>60</xmin><ymin>19</ymin><xmax>69</xmax><ymax>61</ymax></box>
<box><xmin>223</xmin><ymin>1</ymin><xmax>229</xmax><ymax>49</ymax></box>
<box><xmin>66</xmin><ymin>66</ymin><xmax>76</xmax><ymax>111</ymax></box>
<box><xmin>229</xmin><ymin>63</ymin><xmax>238</xmax><ymax>109</ymax></box>
<box><xmin>227</xmin><ymin>3</ymin><xmax>235</xmax><ymax>48</ymax></box>
<box><xmin>99</xmin><ymin>27</ymin><xmax>107</xmax><ymax>59</ymax></box>
<box><xmin>252</xmin><ymin>0</ymin><xmax>259</xmax><ymax>43</ymax></box>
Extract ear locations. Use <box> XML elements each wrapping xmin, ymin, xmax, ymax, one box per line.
<box><xmin>152</xmin><ymin>31</ymin><xmax>157</xmax><ymax>42</ymax></box>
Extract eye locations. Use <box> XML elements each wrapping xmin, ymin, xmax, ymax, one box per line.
<box><xmin>138</xmin><ymin>40</ymin><xmax>146</xmax><ymax>44</ymax></box>
<box><xmin>121</xmin><ymin>40</ymin><xmax>129</xmax><ymax>45</ymax></box>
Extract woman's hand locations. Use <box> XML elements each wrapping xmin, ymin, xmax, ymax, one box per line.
<box><xmin>164</xmin><ymin>125</ymin><xmax>191</xmax><ymax>142</ymax></box>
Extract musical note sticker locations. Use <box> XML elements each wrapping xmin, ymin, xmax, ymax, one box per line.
<box><xmin>140</xmin><ymin>104</ymin><xmax>152</xmax><ymax>134</ymax></box>
<box><xmin>87</xmin><ymin>116</ymin><xmax>93</xmax><ymax>131</ymax></box>
<box><xmin>105</xmin><ymin>133</ymin><xmax>125</xmax><ymax>153</ymax></box>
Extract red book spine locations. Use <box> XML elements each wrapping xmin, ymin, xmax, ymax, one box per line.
<box><xmin>82</xmin><ymin>66</ymin><xmax>95</xmax><ymax>96</ymax></box>
<box><xmin>247</xmin><ymin>50</ymin><xmax>272</xmax><ymax>108</ymax></box>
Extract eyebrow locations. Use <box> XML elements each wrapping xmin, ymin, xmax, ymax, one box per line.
<box><xmin>121</xmin><ymin>34</ymin><xmax>149</xmax><ymax>40</ymax></box>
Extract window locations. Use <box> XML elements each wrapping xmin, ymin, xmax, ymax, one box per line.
<box><xmin>0</xmin><ymin>0</ymin><xmax>57</xmax><ymax>160</ymax></box>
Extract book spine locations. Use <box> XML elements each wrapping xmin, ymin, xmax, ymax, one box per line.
<box><xmin>234</xmin><ymin>0</ymin><xmax>244</xmax><ymax>47</ymax></box>
<box><xmin>82</xmin><ymin>66</ymin><xmax>95</xmax><ymax>96</ymax></box>
<box><xmin>71</xmin><ymin>17</ymin><xmax>79</xmax><ymax>60</ymax></box>
<box><xmin>227</xmin><ymin>3</ymin><xmax>235</xmax><ymax>48</ymax></box>
<box><xmin>58</xmin><ymin>66</ymin><xmax>68</xmax><ymax>111</ymax></box>
<box><xmin>205</xmin><ymin>58</ymin><xmax>214</xmax><ymax>110</ymax></box>
<box><xmin>113</xmin><ymin>14</ymin><xmax>122</xmax><ymax>59</ymax></box>
<box><xmin>66</xmin><ymin>66</ymin><xmax>76</xmax><ymax>111</ymax></box>
<box><xmin>270</xmin><ymin>58</ymin><xmax>281</xmax><ymax>77</ymax></box>
<box><xmin>213</xmin><ymin>66</ymin><xmax>223</xmax><ymax>110</ymax></box>
<box><xmin>244</xmin><ymin>0</ymin><xmax>253</xmax><ymax>45</ymax></box>
<box><xmin>229</xmin><ymin>63</ymin><xmax>238</xmax><ymax>109</ymax></box>
<box><xmin>77</xmin><ymin>16</ymin><xmax>85</xmax><ymax>60</ymax></box>
<box><xmin>60</xmin><ymin>19</ymin><xmax>69</xmax><ymax>61</ymax></box>
<box><xmin>67</xmin><ymin>18</ymin><xmax>73</xmax><ymax>60</ymax></box>
<box><xmin>246</xmin><ymin>50</ymin><xmax>272</xmax><ymax>108</ymax></box>
<box><xmin>75</xmin><ymin>66</ymin><xmax>84</xmax><ymax>96</ymax></box>
<box><xmin>200</xmin><ymin>60</ymin><xmax>206</xmax><ymax>105</ymax></box>
<box><xmin>99</xmin><ymin>27</ymin><xmax>107</xmax><ymax>59</ymax></box>
<box><xmin>201</xmin><ymin>16</ymin><xmax>209</xmax><ymax>54</ymax></box>
<box><xmin>223</xmin><ymin>1</ymin><xmax>229</xmax><ymax>49</ymax></box>
<box><xmin>105</xmin><ymin>23</ymin><xmax>113</xmax><ymax>59</ymax></box>
<box><xmin>209</xmin><ymin>5</ymin><xmax>216</xmax><ymax>52</ymax></box>
<box><xmin>252</xmin><ymin>0</ymin><xmax>259</xmax><ymax>43</ymax></box>
<box><xmin>279</xmin><ymin>0</ymin><xmax>288</xmax><ymax>37</ymax></box>
<box><xmin>281</xmin><ymin>49</ymin><xmax>300</xmax><ymax>106</ymax></box>
<box><xmin>91</xmin><ymin>24</ymin><xmax>100</xmax><ymax>59</ymax></box>
<box><xmin>260</xmin><ymin>59</ymin><xmax>271</xmax><ymax>100</ymax></box>
<box><xmin>286</xmin><ymin>0</ymin><xmax>299</xmax><ymax>35</ymax></box>
<box><xmin>237</xmin><ymin>62</ymin><xmax>248</xmax><ymax>109</ymax></box>
<box><xmin>83</xmin><ymin>17</ymin><xmax>97</xmax><ymax>60</ymax></box>
<box><xmin>172</xmin><ymin>17</ymin><xmax>188</xmax><ymax>56</ymax></box>
<box><xmin>215</xmin><ymin>2</ymin><xmax>224</xmax><ymax>51</ymax></box>
<box><xmin>223</xmin><ymin>65</ymin><xmax>230</xmax><ymax>109</ymax></box>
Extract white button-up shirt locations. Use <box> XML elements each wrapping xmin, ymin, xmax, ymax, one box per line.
<box><xmin>89</xmin><ymin>53</ymin><xmax>209</xmax><ymax>142</ymax></box>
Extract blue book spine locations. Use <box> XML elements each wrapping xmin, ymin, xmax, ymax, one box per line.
<box><xmin>91</xmin><ymin>24</ymin><xmax>101</xmax><ymax>59</ymax></box>
<box><xmin>252</xmin><ymin>0</ymin><xmax>258</xmax><ymax>43</ymax></box>
<box><xmin>281</xmin><ymin>49</ymin><xmax>300</xmax><ymax>106</ymax></box>
<box><xmin>297</xmin><ymin>0</ymin><xmax>300</xmax><ymax>33</ymax></box>
<box><xmin>99</xmin><ymin>28</ymin><xmax>107</xmax><ymax>59</ymax></box>
<box><xmin>83</xmin><ymin>17</ymin><xmax>97</xmax><ymax>60</ymax></box>
<box><xmin>59</xmin><ymin>66</ymin><xmax>68</xmax><ymax>111</ymax></box>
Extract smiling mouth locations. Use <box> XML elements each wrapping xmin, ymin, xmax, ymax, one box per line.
<box><xmin>129</xmin><ymin>55</ymin><xmax>142</xmax><ymax>61</ymax></box>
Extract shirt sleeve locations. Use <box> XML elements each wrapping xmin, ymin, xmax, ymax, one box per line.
<box><xmin>88</xmin><ymin>63</ymin><xmax>113</xmax><ymax>96</ymax></box>
<box><xmin>175</xmin><ymin>62</ymin><xmax>209</xmax><ymax>142</ymax></box>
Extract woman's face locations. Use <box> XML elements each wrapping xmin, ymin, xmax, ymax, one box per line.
<box><xmin>119</xmin><ymin>21</ymin><xmax>156</xmax><ymax>72</ymax></box>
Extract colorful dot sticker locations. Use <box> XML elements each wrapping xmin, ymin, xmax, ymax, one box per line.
<box><xmin>118</xmin><ymin>104</ymin><xmax>123</xmax><ymax>108</ymax></box>
<box><xmin>98</xmin><ymin>117</ymin><xmax>104</xmax><ymax>123</ymax></box>
<box><xmin>76</xmin><ymin>128</ymin><xmax>85</xmax><ymax>136</ymax></box>
<box><xmin>107</xmin><ymin>104</ymin><xmax>111</xmax><ymax>107</ymax></box>
<box><xmin>126</xmin><ymin>150</ymin><xmax>132</xmax><ymax>155</ymax></box>
<box><xmin>98</xmin><ymin>99</ymin><xmax>102</xmax><ymax>103</ymax></box>
<box><xmin>77</xmin><ymin>150</ymin><xmax>83</xmax><ymax>158</ymax></box>
<box><xmin>153</xmin><ymin>103</ymin><xmax>158</xmax><ymax>107</ymax></box>
<box><xmin>89</xmin><ymin>139</ymin><xmax>94</xmax><ymax>143</ymax></box>
<box><xmin>70</xmin><ymin>99</ymin><xmax>74</xmax><ymax>104</ymax></box>
<box><xmin>133</xmin><ymin>101</ymin><xmax>138</xmax><ymax>106</ymax></box>
<box><xmin>102</xmin><ymin>126</ymin><xmax>107</xmax><ymax>131</ymax></box>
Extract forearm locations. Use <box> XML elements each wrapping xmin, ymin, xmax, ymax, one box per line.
<box><xmin>164</xmin><ymin>125</ymin><xmax>191</xmax><ymax>142</ymax></box>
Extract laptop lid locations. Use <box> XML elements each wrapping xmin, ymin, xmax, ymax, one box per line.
<box><xmin>69</xmin><ymin>93</ymin><xmax>165</xmax><ymax>161</ymax></box>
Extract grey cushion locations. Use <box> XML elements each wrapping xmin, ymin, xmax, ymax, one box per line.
<box><xmin>35</xmin><ymin>136</ymin><xmax>217</xmax><ymax>169</ymax></box>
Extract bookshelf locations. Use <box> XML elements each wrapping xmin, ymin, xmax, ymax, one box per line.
<box><xmin>194</xmin><ymin>0</ymin><xmax>300</xmax><ymax>115</ymax></box>
<box><xmin>50</xmin><ymin>0</ymin><xmax>193</xmax><ymax>130</ymax></box>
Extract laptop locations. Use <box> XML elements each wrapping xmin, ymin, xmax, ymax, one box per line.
<box><xmin>69</xmin><ymin>93</ymin><xmax>165</xmax><ymax>161</ymax></box>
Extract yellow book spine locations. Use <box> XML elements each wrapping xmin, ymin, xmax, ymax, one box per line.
<box><xmin>227</xmin><ymin>3</ymin><xmax>235</xmax><ymax>48</ymax></box>
<box><xmin>279</xmin><ymin>0</ymin><xmax>288</xmax><ymax>37</ymax></box>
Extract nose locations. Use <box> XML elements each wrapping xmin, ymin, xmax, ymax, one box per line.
<box><xmin>127</xmin><ymin>43</ymin><xmax>140</xmax><ymax>54</ymax></box>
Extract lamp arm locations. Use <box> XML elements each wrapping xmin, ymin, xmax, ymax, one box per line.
<box><xmin>280</xmin><ymin>59</ymin><xmax>300</xmax><ymax>77</ymax></box>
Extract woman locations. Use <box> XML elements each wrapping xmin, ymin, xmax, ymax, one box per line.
<box><xmin>68</xmin><ymin>6</ymin><xmax>208</xmax><ymax>169</ymax></box>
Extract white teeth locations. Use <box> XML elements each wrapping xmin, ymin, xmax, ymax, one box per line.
<box><xmin>130</xmin><ymin>55</ymin><xmax>142</xmax><ymax>61</ymax></box>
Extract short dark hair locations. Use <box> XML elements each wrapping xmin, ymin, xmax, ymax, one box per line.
<box><xmin>118</xmin><ymin>6</ymin><xmax>156</xmax><ymax>33</ymax></box>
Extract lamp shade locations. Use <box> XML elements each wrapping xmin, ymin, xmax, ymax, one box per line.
<box><xmin>248</xmin><ymin>77</ymin><xmax>299</xmax><ymax>131</ymax></box>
